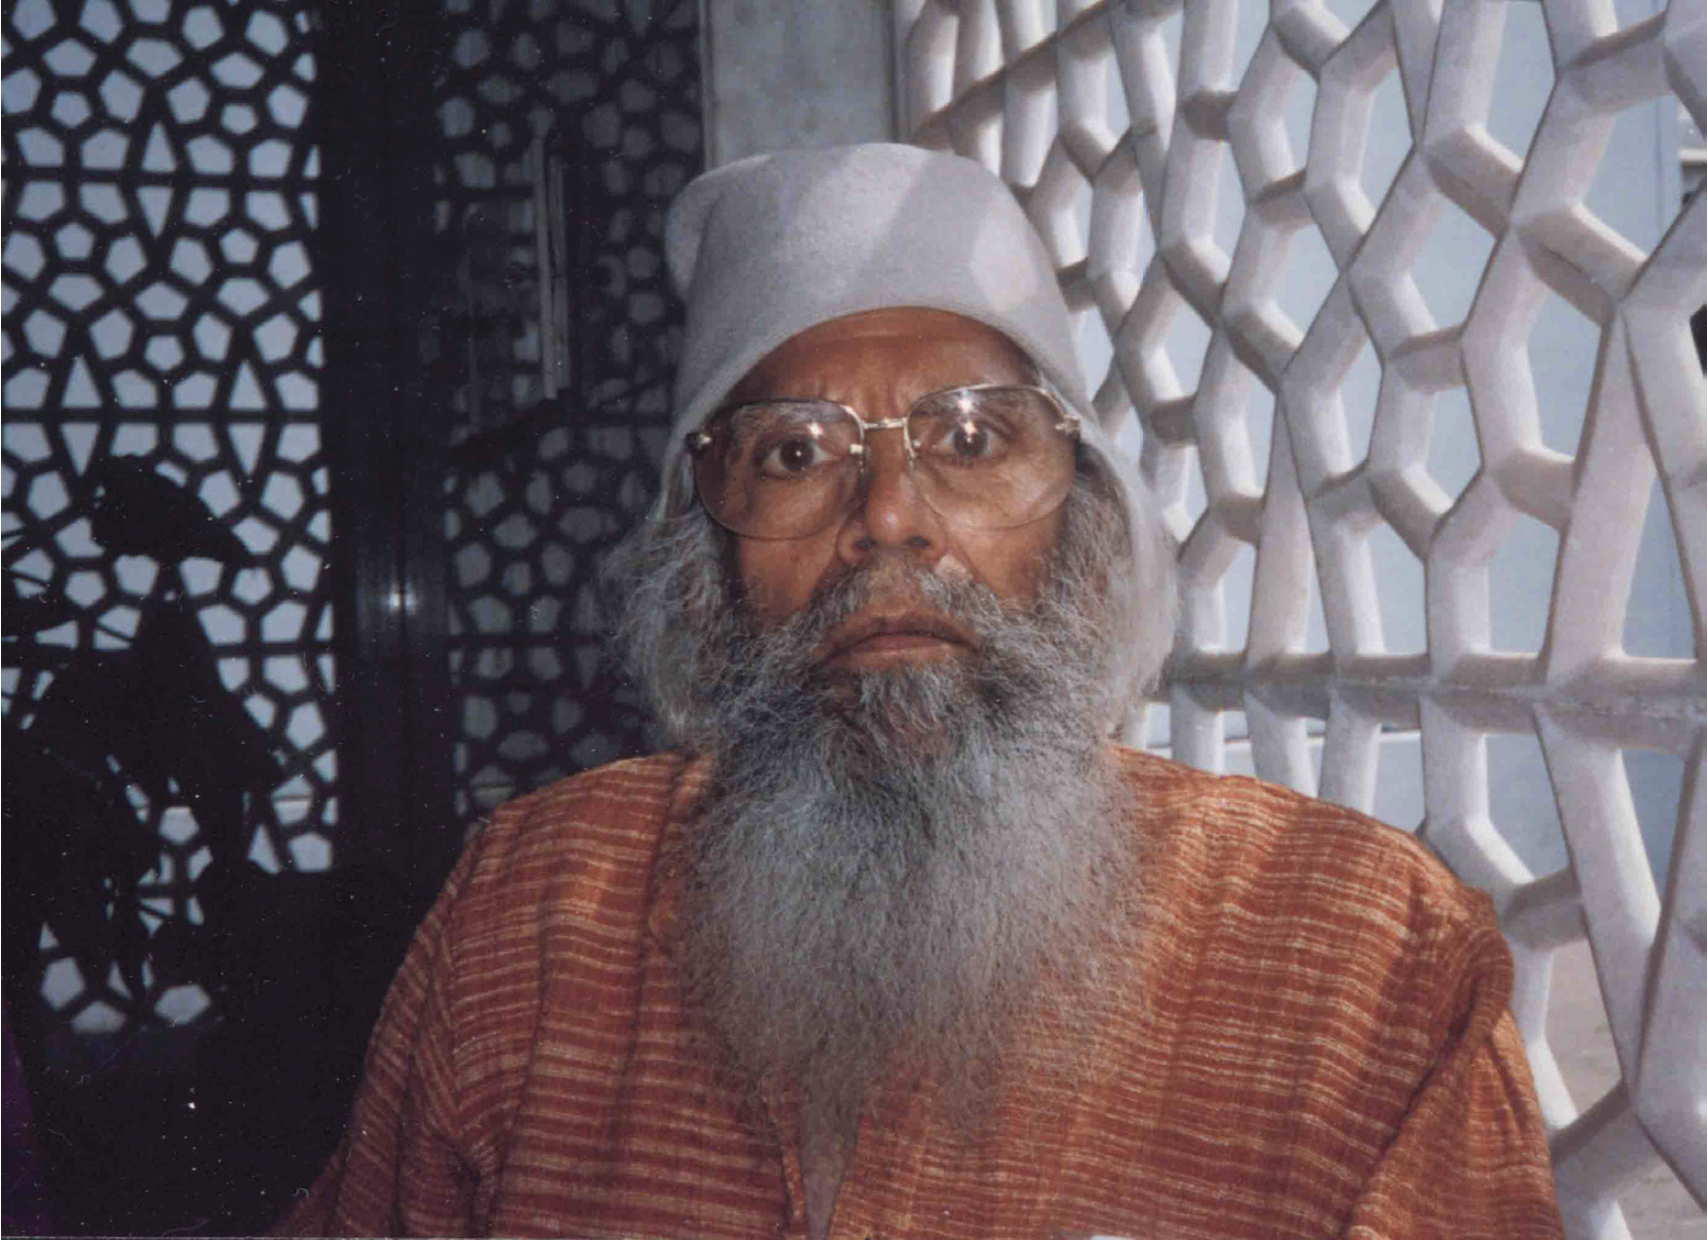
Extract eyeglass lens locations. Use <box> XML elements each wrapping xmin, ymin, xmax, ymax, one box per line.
<box><xmin>692</xmin><ymin>386</ymin><xmax>1076</xmax><ymax>540</ymax></box>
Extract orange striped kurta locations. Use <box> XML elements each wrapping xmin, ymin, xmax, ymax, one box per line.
<box><xmin>276</xmin><ymin>748</ymin><xmax>1563</xmax><ymax>1239</ymax></box>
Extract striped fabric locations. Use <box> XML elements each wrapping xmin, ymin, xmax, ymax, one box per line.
<box><xmin>276</xmin><ymin>749</ymin><xmax>1563</xmax><ymax>1239</ymax></box>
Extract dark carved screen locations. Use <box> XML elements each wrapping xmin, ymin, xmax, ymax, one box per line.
<box><xmin>2</xmin><ymin>0</ymin><xmax>699</xmax><ymax>1230</ymax></box>
<box><xmin>3</xmin><ymin>0</ymin><xmax>332</xmax><ymax>1038</ymax></box>
<box><xmin>3</xmin><ymin>1</ymin><xmax>699</xmax><ymax>1231</ymax></box>
<box><xmin>429</xmin><ymin>0</ymin><xmax>700</xmax><ymax>819</ymax></box>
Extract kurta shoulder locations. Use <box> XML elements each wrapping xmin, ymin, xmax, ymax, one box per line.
<box><xmin>1111</xmin><ymin>743</ymin><xmax>1491</xmax><ymax>920</ymax></box>
<box><xmin>1108</xmin><ymin>744</ymin><xmax>1509</xmax><ymax>1031</ymax></box>
<box><xmin>1094</xmin><ymin>748</ymin><xmax>1557</xmax><ymax>1236</ymax></box>
<box><xmin>427</xmin><ymin>752</ymin><xmax>706</xmax><ymax>965</ymax></box>
<box><xmin>480</xmin><ymin>751</ymin><xmax>700</xmax><ymax>838</ymax></box>
<box><xmin>456</xmin><ymin>752</ymin><xmax>701</xmax><ymax>878</ymax></box>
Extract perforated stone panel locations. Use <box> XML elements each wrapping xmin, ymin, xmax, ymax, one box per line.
<box><xmin>430</xmin><ymin>0</ymin><xmax>700</xmax><ymax>819</ymax></box>
<box><xmin>896</xmin><ymin>0</ymin><xmax>1705</xmax><ymax>1231</ymax></box>
<box><xmin>2</xmin><ymin>0</ymin><xmax>331</xmax><ymax>1036</ymax></box>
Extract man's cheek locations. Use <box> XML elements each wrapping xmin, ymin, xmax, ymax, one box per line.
<box><xmin>738</xmin><ymin>544</ymin><xmax>835</xmax><ymax>626</ymax></box>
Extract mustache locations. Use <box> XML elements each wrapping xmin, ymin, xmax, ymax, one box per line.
<box><xmin>747</xmin><ymin>556</ymin><xmax>1014</xmax><ymax>666</ymax></box>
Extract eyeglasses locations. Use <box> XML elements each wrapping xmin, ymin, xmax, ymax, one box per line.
<box><xmin>684</xmin><ymin>383</ymin><xmax>1080</xmax><ymax>541</ymax></box>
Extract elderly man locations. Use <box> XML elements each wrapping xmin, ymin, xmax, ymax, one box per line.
<box><xmin>280</xmin><ymin>145</ymin><xmax>1561</xmax><ymax>1239</ymax></box>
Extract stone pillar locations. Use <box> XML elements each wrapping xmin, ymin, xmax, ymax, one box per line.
<box><xmin>700</xmin><ymin>0</ymin><xmax>895</xmax><ymax>167</ymax></box>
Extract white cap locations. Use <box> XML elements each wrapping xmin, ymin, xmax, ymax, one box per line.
<box><xmin>662</xmin><ymin>143</ymin><xmax>1107</xmax><ymax>495</ymax></box>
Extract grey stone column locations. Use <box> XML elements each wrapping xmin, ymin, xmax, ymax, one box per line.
<box><xmin>700</xmin><ymin>0</ymin><xmax>896</xmax><ymax>167</ymax></box>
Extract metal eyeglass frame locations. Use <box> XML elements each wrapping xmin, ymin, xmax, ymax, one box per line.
<box><xmin>683</xmin><ymin>382</ymin><xmax>1080</xmax><ymax>467</ymax></box>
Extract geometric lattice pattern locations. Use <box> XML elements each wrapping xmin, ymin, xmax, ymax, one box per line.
<box><xmin>430</xmin><ymin>0</ymin><xmax>700</xmax><ymax>819</ymax></box>
<box><xmin>896</xmin><ymin>0</ymin><xmax>1705</xmax><ymax>1231</ymax></box>
<box><xmin>2</xmin><ymin>0</ymin><xmax>329</xmax><ymax>1037</ymax></box>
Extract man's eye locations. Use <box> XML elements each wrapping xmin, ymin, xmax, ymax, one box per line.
<box><xmin>755</xmin><ymin>434</ymin><xmax>832</xmax><ymax>477</ymax></box>
<box><xmin>920</xmin><ymin>415</ymin><xmax>1009</xmax><ymax>464</ymax></box>
<box><xmin>951</xmin><ymin>418</ymin><xmax>994</xmax><ymax>458</ymax></box>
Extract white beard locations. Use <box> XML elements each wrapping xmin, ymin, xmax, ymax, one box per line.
<box><xmin>674</xmin><ymin>554</ymin><xmax>1137</xmax><ymax>1136</ymax></box>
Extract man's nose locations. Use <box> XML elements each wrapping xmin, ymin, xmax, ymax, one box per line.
<box><xmin>834</xmin><ymin>425</ymin><xmax>946</xmax><ymax>563</ymax></box>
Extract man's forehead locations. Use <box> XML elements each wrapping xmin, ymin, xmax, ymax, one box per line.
<box><xmin>726</xmin><ymin>307</ymin><xmax>1036</xmax><ymax>403</ymax></box>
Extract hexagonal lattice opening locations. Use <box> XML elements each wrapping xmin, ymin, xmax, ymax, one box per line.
<box><xmin>1368</xmin><ymin>519</ymin><xmax>1425</xmax><ymax>654</ymax></box>
<box><xmin>1238</xmin><ymin>379</ymin><xmax>1275</xmax><ymax>497</ymax></box>
<box><xmin>1426</xmin><ymin>385</ymin><xmax>1481</xmax><ymax>502</ymax></box>
<box><xmin>51</xmin><ymin>271</ymin><xmax>101</xmax><ymax>312</ymax></box>
<box><xmin>1380</xmin><ymin>383</ymin><xmax>1454</xmax><ymax>532</ymax></box>
<box><xmin>1221</xmin><ymin>539</ymin><xmax>1258</xmax><ymax>653</ymax></box>
<box><xmin>212</xmin><ymin>51</ymin><xmax>263</xmax><ymax>90</ymax></box>
<box><xmin>187</xmin><ymin>133</ymin><xmax>235</xmax><ymax>174</ymax></box>
<box><xmin>1190</xmin><ymin>343</ymin><xmax>1267</xmax><ymax>503</ymax></box>
<box><xmin>1362</xmin><ymin>66</ymin><xmax>1409</xmax><ymax>211</ymax></box>
<box><xmin>1620</xmin><ymin>745</ymin><xmax>1688</xmax><ymax>890</ymax></box>
<box><xmin>1525</xmin><ymin>285</ymin><xmax>1601</xmax><ymax>457</ymax></box>
<box><xmin>1209</xmin><ymin>138</ymin><xmax>1246</xmax><ymax>272</ymax></box>
<box><xmin>1157</xmin><ymin>442</ymin><xmax>1204</xmax><ymax>546</ymax></box>
<box><xmin>1487</xmin><ymin>727</ymin><xmax>1568</xmax><ymax>876</ymax></box>
<box><xmin>1371</xmin><ymin>726</ymin><xmax>1425</xmax><ymax>830</ymax></box>
<box><xmin>1488</xmin><ymin>511</ymin><xmax>1559</xmax><ymax>654</ymax></box>
<box><xmin>268</xmin><ymin>81</ymin><xmax>307</xmax><ymax>127</ymax></box>
<box><xmin>1252</xmin><ymin>504</ymin><xmax>1331</xmax><ymax>658</ymax></box>
<box><xmin>1163</xmin><ymin>290</ymin><xmax>1214</xmax><ymax>401</ymax></box>
<box><xmin>1620</xmin><ymin>474</ymin><xmax>1695</xmax><ymax>659</ymax></box>
<box><xmin>1484</xmin><ymin>0</ymin><xmax>1553</xmax><ymax>162</ymax></box>
<box><xmin>1585</xmin><ymin>97</ymin><xmax>1673</xmax><ymax>260</ymax></box>
<box><xmin>1409</xmin><ymin>196</ymin><xmax>1495</xmax><ymax>328</ymax></box>
<box><xmin>1181</xmin><ymin>520</ymin><xmax>1258</xmax><ymax>654</ymax></box>
<box><xmin>245</xmin><ymin>8</ymin><xmax>288</xmax><ymax>54</ymax></box>
<box><xmin>184</xmin><ymin>186</ymin><xmax>229</xmax><ymax>226</ymax></box>
<box><xmin>1340</xmin><ymin>327</ymin><xmax>1381</xmax><ymax>468</ymax></box>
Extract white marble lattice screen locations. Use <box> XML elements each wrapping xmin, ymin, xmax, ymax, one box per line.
<box><xmin>894</xmin><ymin>0</ymin><xmax>1705</xmax><ymax>1232</ymax></box>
